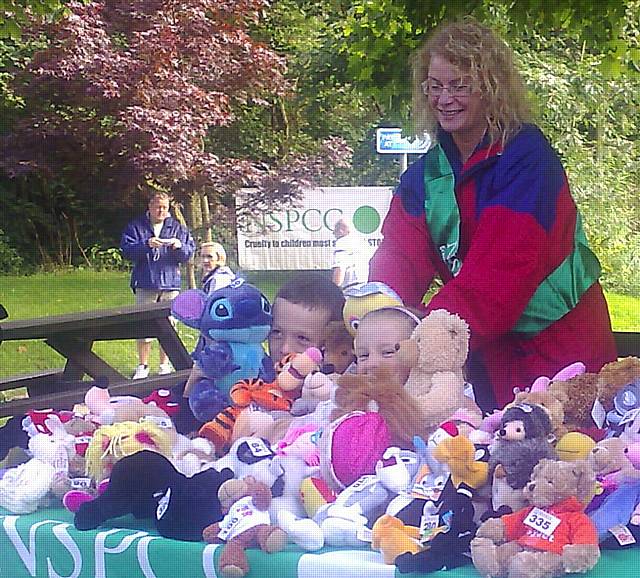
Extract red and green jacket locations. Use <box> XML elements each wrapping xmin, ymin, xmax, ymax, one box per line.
<box><xmin>369</xmin><ymin>124</ymin><xmax>617</xmax><ymax>407</ymax></box>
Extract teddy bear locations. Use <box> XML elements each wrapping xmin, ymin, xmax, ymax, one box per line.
<box><xmin>470</xmin><ymin>459</ymin><xmax>599</xmax><ymax>578</ymax></box>
<box><xmin>548</xmin><ymin>372</ymin><xmax>600</xmax><ymax>432</ymax></box>
<box><xmin>330</xmin><ymin>367</ymin><xmax>430</xmax><ymax>447</ymax></box>
<box><xmin>584</xmin><ymin>437</ymin><xmax>639</xmax><ymax>514</ymax></box>
<box><xmin>0</xmin><ymin>415</ymin><xmax>76</xmax><ymax>514</ymax></box>
<box><xmin>321</xmin><ymin>320</ymin><xmax>356</xmax><ymax>375</ymax></box>
<box><xmin>597</xmin><ymin>357</ymin><xmax>640</xmax><ymax>412</ymax></box>
<box><xmin>202</xmin><ymin>476</ymin><xmax>288</xmax><ymax>577</ymax></box>
<box><xmin>395</xmin><ymin>309</ymin><xmax>480</xmax><ymax>430</ymax></box>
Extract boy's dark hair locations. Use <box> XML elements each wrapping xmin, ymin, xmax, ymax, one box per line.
<box><xmin>275</xmin><ymin>272</ymin><xmax>345</xmax><ymax>322</ymax></box>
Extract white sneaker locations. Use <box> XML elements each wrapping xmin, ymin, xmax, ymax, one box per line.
<box><xmin>158</xmin><ymin>362</ymin><xmax>174</xmax><ymax>376</ymax></box>
<box><xmin>132</xmin><ymin>364</ymin><xmax>150</xmax><ymax>380</ymax></box>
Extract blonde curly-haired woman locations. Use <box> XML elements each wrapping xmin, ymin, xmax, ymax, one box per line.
<box><xmin>369</xmin><ymin>18</ymin><xmax>616</xmax><ymax>410</ymax></box>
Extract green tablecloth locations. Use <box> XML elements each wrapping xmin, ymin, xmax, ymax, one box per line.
<box><xmin>0</xmin><ymin>507</ymin><xmax>638</xmax><ymax>578</ymax></box>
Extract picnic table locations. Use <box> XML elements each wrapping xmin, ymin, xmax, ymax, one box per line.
<box><xmin>0</xmin><ymin>301</ymin><xmax>193</xmax><ymax>417</ymax></box>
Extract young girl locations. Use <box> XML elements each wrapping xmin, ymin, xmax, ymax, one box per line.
<box><xmin>199</xmin><ymin>242</ymin><xmax>236</xmax><ymax>294</ymax></box>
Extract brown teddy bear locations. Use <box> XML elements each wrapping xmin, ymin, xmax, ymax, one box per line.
<box><xmin>395</xmin><ymin>309</ymin><xmax>480</xmax><ymax>430</ymax></box>
<box><xmin>202</xmin><ymin>475</ymin><xmax>287</xmax><ymax>577</ymax></box>
<box><xmin>548</xmin><ymin>373</ymin><xmax>600</xmax><ymax>431</ymax></box>
<box><xmin>470</xmin><ymin>459</ymin><xmax>599</xmax><ymax>578</ymax></box>
<box><xmin>597</xmin><ymin>357</ymin><xmax>640</xmax><ymax>412</ymax></box>
<box><xmin>329</xmin><ymin>367</ymin><xmax>429</xmax><ymax>447</ymax></box>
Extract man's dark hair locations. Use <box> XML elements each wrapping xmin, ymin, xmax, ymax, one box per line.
<box><xmin>275</xmin><ymin>272</ymin><xmax>345</xmax><ymax>322</ymax></box>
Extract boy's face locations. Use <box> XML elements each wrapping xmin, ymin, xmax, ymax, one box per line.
<box><xmin>354</xmin><ymin>316</ymin><xmax>413</xmax><ymax>385</ymax></box>
<box><xmin>268</xmin><ymin>298</ymin><xmax>331</xmax><ymax>363</ymax></box>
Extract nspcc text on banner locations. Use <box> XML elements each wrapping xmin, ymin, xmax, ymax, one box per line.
<box><xmin>236</xmin><ymin>187</ymin><xmax>393</xmax><ymax>270</ymax></box>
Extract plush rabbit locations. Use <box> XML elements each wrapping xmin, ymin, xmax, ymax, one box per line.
<box><xmin>0</xmin><ymin>416</ymin><xmax>76</xmax><ymax>514</ymax></box>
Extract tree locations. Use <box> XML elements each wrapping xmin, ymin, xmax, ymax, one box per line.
<box><xmin>324</xmin><ymin>0</ymin><xmax>638</xmax><ymax>116</ymax></box>
<box><xmin>0</xmin><ymin>0</ymin><xmax>351</xmax><ymax>268</ymax></box>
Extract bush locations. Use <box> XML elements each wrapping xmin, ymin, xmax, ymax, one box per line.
<box><xmin>86</xmin><ymin>244</ymin><xmax>129</xmax><ymax>272</ymax></box>
<box><xmin>0</xmin><ymin>228</ymin><xmax>24</xmax><ymax>274</ymax></box>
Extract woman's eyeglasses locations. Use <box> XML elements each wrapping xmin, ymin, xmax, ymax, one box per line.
<box><xmin>421</xmin><ymin>79</ymin><xmax>473</xmax><ymax>98</ymax></box>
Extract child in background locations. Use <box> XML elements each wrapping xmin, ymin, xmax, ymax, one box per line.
<box><xmin>199</xmin><ymin>242</ymin><xmax>236</xmax><ymax>294</ymax></box>
<box><xmin>354</xmin><ymin>306</ymin><xmax>421</xmax><ymax>385</ymax></box>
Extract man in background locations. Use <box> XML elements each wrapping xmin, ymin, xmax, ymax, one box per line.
<box><xmin>121</xmin><ymin>192</ymin><xmax>195</xmax><ymax>379</ymax></box>
<box><xmin>331</xmin><ymin>217</ymin><xmax>372</xmax><ymax>289</ymax></box>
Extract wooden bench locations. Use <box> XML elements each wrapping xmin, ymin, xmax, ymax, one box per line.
<box><xmin>0</xmin><ymin>302</ymin><xmax>194</xmax><ymax>417</ymax></box>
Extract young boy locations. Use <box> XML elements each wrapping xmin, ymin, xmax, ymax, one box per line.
<box><xmin>268</xmin><ymin>271</ymin><xmax>345</xmax><ymax>365</ymax></box>
<box><xmin>354</xmin><ymin>306</ymin><xmax>421</xmax><ymax>385</ymax></box>
<box><xmin>175</xmin><ymin>272</ymin><xmax>344</xmax><ymax>432</ymax></box>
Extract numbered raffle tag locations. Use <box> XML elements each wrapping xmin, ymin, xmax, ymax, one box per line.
<box><xmin>609</xmin><ymin>525</ymin><xmax>636</xmax><ymax>546</ymax></box>
<box><xmin>70</xmin><ymin>477</ymin><xmax>92</xmax><ymax>490</ymax></box>
<box><xmin>248</xmin><ymin>438</ymin><xmax>273</xmax><ymax>458</ymax></box>
<box><xmin>419</xmin><ymin>514</ymin><xmax>440</xmax><ymax>543</ymax></box>
<box><xmin>523</xmin><ymin>508</ymin><xmax>561</xmax><ymax>537</ymax></box>
<box><xmin>349</xmin><ymin>475</ymin><xmax>377</xmax><ymax>492</ymax></box>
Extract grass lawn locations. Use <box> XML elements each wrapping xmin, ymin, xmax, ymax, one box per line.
<box><xmin>0</xmin><ymin>269</ymin><xmax>639</xmax><ymax>381</ymax></box>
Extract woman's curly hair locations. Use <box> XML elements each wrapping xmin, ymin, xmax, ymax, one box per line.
<box><xmin>411</xmin><ymin>17</ymin><xmax>532</xmax><ymax>146</ymax></box>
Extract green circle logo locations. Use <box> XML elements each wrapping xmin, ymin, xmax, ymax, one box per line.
<box><xmin>352</xmin><ymin>205</ymin><xmax>380</xmax><ymax>234</ymax></box>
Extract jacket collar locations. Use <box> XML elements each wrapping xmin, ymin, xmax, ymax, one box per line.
<box><xmin>543</xmin><ymin>496</ymin><xmax>586</xmax><ymax>514</ymax></box>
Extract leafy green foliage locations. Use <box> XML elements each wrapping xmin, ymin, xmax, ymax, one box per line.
<box><xmin>0</xmin><ymin>228</ymin><xmax>23</xmax><ymax>274</ymax></box>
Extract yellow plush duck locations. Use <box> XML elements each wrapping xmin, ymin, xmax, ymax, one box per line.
<box><xmin>433</xmin><ymin>435</ymin><xmax>488</xmax><ymax>490</ymax></box>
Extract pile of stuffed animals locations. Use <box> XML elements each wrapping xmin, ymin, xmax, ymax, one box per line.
<box><xmin>2</xmin><ymin>278</ymin><xmax>640</xmax><ymax>578</ymax></box>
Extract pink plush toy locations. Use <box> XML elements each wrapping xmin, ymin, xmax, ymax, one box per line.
<box><xmin>480</xmin><ymin>362</ymin><xmax>587</xmax><ymax>434</ymax></box>
<box><xmin>276</xmin><ymin>424</ymin><xmax>320</xmax><ymax>466</ymax></box>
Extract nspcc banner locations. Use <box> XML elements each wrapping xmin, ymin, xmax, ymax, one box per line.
<box><xmin>237</xmin><ymin>187</ymin><xmax>393</xmax><ymax>270</ymax></box>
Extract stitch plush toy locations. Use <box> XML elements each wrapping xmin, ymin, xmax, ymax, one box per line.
<box><xmin>202</xmin><ymin>476</ymin><xmax>288</xmax><ymax>577</ymax></box>
<box><xmin>172</xmin><ymin>279</ymin><xmax>276</xmax><ymax>422</ymax></box>
<box><xmin>471</xmin><ymin>459</ymin><xmax>599</xmax><ymax>578</ymax></box>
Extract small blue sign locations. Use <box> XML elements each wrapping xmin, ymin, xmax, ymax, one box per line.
<box><xmin>376</xmin><ymin>128</ymin><xmax>431</xmax><ymax>154</ymax></box>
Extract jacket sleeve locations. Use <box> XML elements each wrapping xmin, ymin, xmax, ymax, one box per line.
<box><xmin>120</xmin><ymin>220</ymin><xmax>150</xmax><ymax>262</ymax></box>
<box><xmin>172</xmin><ymin>225</ymin><xmax>196</xmax><ymax>263</ymax></box>
<box><xmin>426</xmin><ymin>132</ymin><xmax>575</xmax><ymax>349</ymax></box>
<box><xmin>369</xmin><ymin>176</ymin><xmax>436</xmax><ymax>310</ymax></box>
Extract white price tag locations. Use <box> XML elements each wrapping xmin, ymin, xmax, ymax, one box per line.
<box><xmin>141</xmin><ymin>415</ymin><xmax>173</xmax><ymax>429</ymax></box>
<box><xmin>523</xmin><ymin>507</ymin><xmax>561</xmax><ymax>537</ymax></box>
<box><xmin>248</xmin><ymin>438</ymin><xmax>273</xmax><ymax>458</ymax></box>
<box><xmin>609</xmin><ymin>525</ymin><xmax>636</xmax><ymax>546</ymax></box>
<box><xmin>419</xmin><ymin>513</ymin><xmax>440</xmax><ymax>542</ymax></box>
<box><xmin>52</xmin><ymin>446</ymin><xmax>69</xmax><ymax>475</ymax></box>
<box><xmin>70</xmin><ymin>477</ymin><xmax>92</xmax><ymax>490</ymax></box>
<box><xmin>349</xmin><ymin>475</ymin><xmax>377</xmax><ymax>493</ymax></box>
<box><xmin>591</xmin><ymin>399</ymin><xmax>606</xmax><ymax>428</ymax></box>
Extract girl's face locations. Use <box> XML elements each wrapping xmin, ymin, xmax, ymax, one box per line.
<box><xmin>354</xmin><ymin>317</ymin><xmax>413</xmax><ymax>385</ymax></box>
<box><xmin>199</xmin><ymin>248</ymin><xmax>219</xmax><ymax>273</ymax></box>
